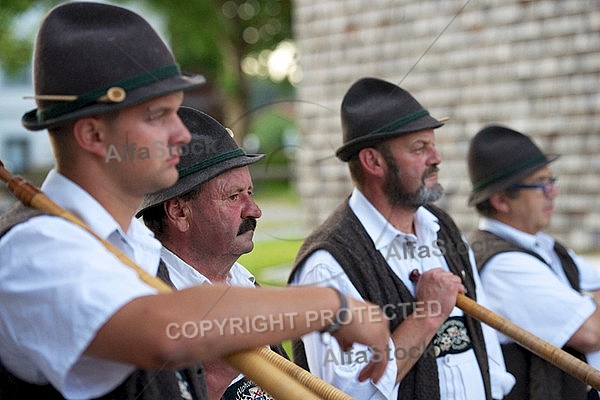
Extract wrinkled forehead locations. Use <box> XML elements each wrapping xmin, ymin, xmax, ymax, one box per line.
<box><xmin>384</xmin><ymin>129</ymin><xmax>436</xmax><ymax>147</ymax></box>
<box><xmin>205</xmin><ymin>166</ymin><xmax>253</xmax><ymax>193</ymax></box>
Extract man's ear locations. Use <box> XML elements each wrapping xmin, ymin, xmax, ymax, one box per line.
<box><xmin>357</xmin><ymin>147</ymin><xmax>386</xmax><ymax>178</ymax></box>
<box><xmin>489</xmin><ymin>192</ymin><xmax>511</xmax><ymax>214</ymax></box>
<box><xmin>72</xmin><ymin>116</ymin><xmax>110</xmax><ymax>158</ymax></box>
<box><xmin>164</xmin><ymin>198</ymin><xmax>191</xmax><ymax>232</ymax></box>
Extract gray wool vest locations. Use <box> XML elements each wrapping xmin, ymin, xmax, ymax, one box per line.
<box><xmin>470</xmin><ymin>229</ymin><xmax>590</xmax><ymax>400</ymax></box>
<box><xmin>289</xmin><ymin>201</ymin><xmax>492</xmax><ymax>400</ymax></box>
<box><xmin>0</xmin><ymin>202</ymin><xmax>208</xmax><ymax>400</ymax></box>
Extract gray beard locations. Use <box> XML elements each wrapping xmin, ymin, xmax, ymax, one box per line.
<box><xmin>381</xmin><ymin>149</ymin><xmax>444</xmax><ymax>207</ymax></box>
<box><xmin>390</xmin><ymin>183</ymin><xmax>444</xmax><ymax>207</ymax></box>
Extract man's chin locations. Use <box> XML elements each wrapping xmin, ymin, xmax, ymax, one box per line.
<box><xmin>236</xmin><ymin>231</ymin><xmax>256</xmax><ymax>249</ymax></box>
<box><xmin>156</xmin><ymin>169</ymin><xmax>179</xmax><ymax>191</ymax></box>
<box><xmin>417</xmin><ymin>184</ymin><xmax>444</xmax><ymax>204</ymax></box>
<box><xmin>236</xmin><ymin>241</ymin><xmax>255</xmax><ymax>256</ymax></box>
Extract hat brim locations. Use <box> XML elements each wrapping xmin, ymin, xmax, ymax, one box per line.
<box><xmin>468</xmin><ymin>154</ymin><xmax>560</xmax><ymax>206</ymax></box>
<box><xmin>136</xmin><ymin>153</ymin><xmax>264</xmax><ymax>218</ymax></box>
<box><xmin>22</xmin><ymin>73</ymin><xmax>206</xmax><ymax>131</ymax></box>
<box><xmin>335</xmin><ymin>115</ymin><xmax>444</xmax><ymax>161</ymax></box>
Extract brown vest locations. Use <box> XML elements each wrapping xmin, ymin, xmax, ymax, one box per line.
<box><xmin>289</xmin><ymin>201</ymin><xmax>493</xmax><ymax>400</ymax></box>
<box><xmin>470</xmin><ymin>229</ymin><xmax>589</xmax><ymax>400</ymax></box>
<box><xmin>0</xmin><ymin>203</ymin><xmax>208</xmax><ymax>400</ymax></box>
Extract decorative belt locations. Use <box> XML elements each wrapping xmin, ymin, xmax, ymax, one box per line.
<box><xmin>224</xmin><ymin>376</ymin><xmax>274</xmax><ymax>400</ymax></box>
<box><xmin>432</xmin><ymin>316</ymin><xmax>473</xmax><ymax>358</ymax></box>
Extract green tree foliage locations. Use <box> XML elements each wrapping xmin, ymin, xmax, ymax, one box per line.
<box><xmin>145</xmin><ymin>1</ymin><xmax>291</xmax><ymax>93</ymax></box>
<box><xmin>0</xmin><ymin>0</ymin><xmax>59</xmax><ymax>76</ymax></box>
<box><xmin>143</xmin><ymin>0</ymin><xmax>292</xmax><ymax>137</ymax></box>
<box><xmin>1</xmin><ymin>0</ymin><xmax>293</xmax><ymax>137</ymax></box>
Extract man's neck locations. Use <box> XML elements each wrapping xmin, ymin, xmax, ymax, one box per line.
<box><xmin>165</xmin><ymin>242</ymin><xmax>235</xmax><ymax>284</ymax></box>
<box><xmin>361</xmin><ymin>190</ymin><xmax>418</xmax><ymax>235</ymax></box>
<box><xmin>491</xmin><ymin>215</ymin><xmax>540</xmax><ymax>236</ymax></box>
<box><xmin>383</xmin><ymin>206</ymin><xmax>417</xmax><ymax>235</ymax></box>
<box><xmin>198</xmin><ymin>263</ymin><xmax>232</xmax><ymax>284</ymax></box>
<box><xmin>58</xmin><ymin>167</ymin><xmax>140</xmax><ymax>232</ymax></box>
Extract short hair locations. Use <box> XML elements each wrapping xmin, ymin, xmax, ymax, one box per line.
<box><xmin>347</xmin><ymin>156</ymin><xmax>363</xmax><ymax>185</ymax></box>
<box><xmin>474</xmin><ymin>187</ymin><xmax>520</xmax><ymax>217</ymax></box>
<box><xmin>142</xmin><ymin>185</ymin><xmax>203</xmax><ymax>239</ymax></box>
<box><xmin>347</xmin><ymin>140</ymin><xmax>388</xmax><ymax>186</ymax></box>
<box><xmin>474</xmin><ymin>199</ymin><xmax>495</xmax><ymax>217</ymax></box>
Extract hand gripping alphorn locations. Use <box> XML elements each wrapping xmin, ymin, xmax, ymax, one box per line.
<box><xmin>409</xmin><ymin>269</ymin><xmax>600</xmax><ymax>390</ymax></box>
<box><xmin>0</xmin><ymin>162</ymin><xmax>353</xmax><ymax>400</ymax></box>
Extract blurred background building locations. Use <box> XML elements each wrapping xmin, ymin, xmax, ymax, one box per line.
<box><xmin>0</xmin><ymin>71</ymin><xmax>51</xmax><ymax>209</ymax></box>
<box><xmin>293</xmin><ymin>0</ymin><xmax>600</xmax><ymax>250</ymax></box>
<box><xmin>0</xmin><ymin>0</ymin><xmax>598</xmax><ymax>251</ymax></box>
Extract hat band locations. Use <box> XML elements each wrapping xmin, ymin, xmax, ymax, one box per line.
<box><xmin>37</xmin><ymin>64</ymin><xmax>182</xmax><ymax>122</ymax></box>
<box><xmin>471</xmin><ymin>153</ymin><xmax>547</xmax><ymax>193</ymax></box>
<box><xmin>178</xmin><ymin>148</ymin><xmax>247</xmax><ymax>179</ymax></box>
<box><xmin>371</xmin><ymin>109</ymin><xmax>430</xmax><ymax>134</ymax></box>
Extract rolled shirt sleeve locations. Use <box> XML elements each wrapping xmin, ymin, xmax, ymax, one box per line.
<box><xmin>479</xmin><ymin>251</ymin><xmax>596</xmax><ymax>348</ymax></box>
<box><xmin>0</xmin><ymin>215</ymin><xmax>159</xmax><ymax>398</ymax></box>
<box><xmin>291</xmin><ymin>250</ymin><xmax>399</xmax><ymax>399</ymax></box>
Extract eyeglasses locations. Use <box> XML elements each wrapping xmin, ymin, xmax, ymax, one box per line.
<box><xmin>509</xmin><ymin>177</ymin><xmax>558</xmax><ymax>197</ymax></box>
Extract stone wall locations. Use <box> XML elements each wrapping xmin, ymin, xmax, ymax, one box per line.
<box><xmin>292</xmin><ymin>0</ymin><xmax>600</xmax><ymax>251</ymax></box>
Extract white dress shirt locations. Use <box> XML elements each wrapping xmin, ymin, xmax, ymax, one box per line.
<box><xmin>0</xmin><ymin>170</ymin><xmax>161</xmax><ymax>399</ymax></box>
<box><xmin>160</xmin><ymin>246</ymin><xmax>257</xmax><ymax>388</ymax></box>
<box><xmin>291</xmin><ymin>189</ymin><xmax>515</xmax><ymax>399</ymax></box>
<box><xmin>477</xmin><ymin>218</ymin><xmax>600</xmax><ymax>374</ymax></box>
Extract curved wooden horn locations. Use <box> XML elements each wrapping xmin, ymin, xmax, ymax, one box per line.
<box><xmin>0</xmin><ymin>161</ymin><xmax>355</xmax><ymax>399</ymax></box>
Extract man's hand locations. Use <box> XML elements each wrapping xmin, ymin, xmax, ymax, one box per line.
<box><xmin>414</xmin><ymin>268</ymin><xmax>464</xmax><ymax>321</ymax></box>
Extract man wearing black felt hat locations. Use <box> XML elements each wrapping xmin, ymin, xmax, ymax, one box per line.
<box><xmin>289</xmin><ymin>77</ymin><xmax>515</xmax><ymax>399</ymax></box>
<box><xmin>468</xmin><ymin>125</ymin><xmax>600</xmax><ymax>400</ymax></box>
<box><xmin>0</xmin><ymin>3</ymin><xmax>391</xmax><ymax>399</ymax></box>
<box><xmin>139</xmin><ymin>107</ymin><xmax>287</xmax><ymax>400</ymax></box>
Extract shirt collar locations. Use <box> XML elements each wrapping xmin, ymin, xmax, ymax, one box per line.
<box><xmin>230</xmin><ymin>263</ymin><xmax>256</xmax><ymax>287</ymax></box>
<box><xmin>348</xmin><ymin>188</ymin><xmax>441</xmax><ymax>250</ymax></box>
<box><xmin>479</xmin><ymin>217</ymin><xmax>555</xmax><ymax>254</ymax></box>
<box><xmin>160</xmin><ymin>247</ymin><xmax>256</xmax><ymax>289</ymax></box>
<box><xmin>161</xmin><ymin>246</ymin><xmax>209</xmax><ymax>288</ymax></box>
<box><xmin>40</xmin><ymin>169</ymin><xmax>161</xmax><ymax>274</ymax></box>
<box><xmin>41</xmin><ymin>169</ymin><xmax>123</xmax><ymax>240</ymax></box>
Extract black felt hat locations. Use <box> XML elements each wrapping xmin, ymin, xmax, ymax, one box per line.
<box><xmin>336</xmin><ymin>77</ymin><xmax>446</xmax><ymax>161</ymax></box>
<box><xmin>22</xmin><ymin>2</ymin><xmax>205</xmax><ymax>131</ymax></box>
<box><xmin>137</xmin><ymin>107</ymin><xmax>264</xmax><ymax>218</ymax></box>
<box><xmin>467</xmin><ymin>125</ymin><xmax>559</xmax><ymax>206</ymax></box>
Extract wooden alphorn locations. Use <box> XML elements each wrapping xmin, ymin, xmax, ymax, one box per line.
<box><xmin>0</xmin><ymin>161</ymin><xmax>355</xmax><ymax>400</ymax></box>
<box><xmin>409</xmin><ymin>269</ymin><xmax>600</xmax><ymax>390</ymax></box>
